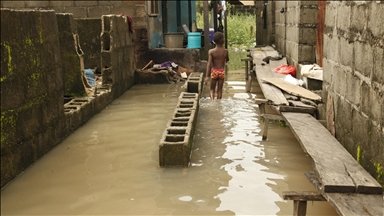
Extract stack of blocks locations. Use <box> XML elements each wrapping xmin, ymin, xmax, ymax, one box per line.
<box><xmin>159</xmin><ymin>72</ymin><xmax>203</xmax><ymax>167</ymax></box>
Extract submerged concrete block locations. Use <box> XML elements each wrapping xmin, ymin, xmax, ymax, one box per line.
<box><xmin>178</xmin><ymin>92</ymin><xmax>199</xmax><ymax>101</ymax></box>
<box><xmin>187</xmin><ymin>81</ymin><xmax>201</xmax><ymax>94</ymax></box>
<box><xmin>159</xmin><ymin>127</ymin><xmax>192</xmax><ymax>167</ymax></box>
<box><xmin>176</xmin><ymin>99</ymin><xmax>198</xmax><ymax>110</ymax></box>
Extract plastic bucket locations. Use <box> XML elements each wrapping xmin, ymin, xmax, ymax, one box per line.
<box><xmin>187</xmin><ymin>32</ymin><xmax>201</xmax><ymax>49</ymax></box>
<box><xmin>164</xmin><ymin>33</ymin><xmax>184</xmax><ymax>48</ymax></box>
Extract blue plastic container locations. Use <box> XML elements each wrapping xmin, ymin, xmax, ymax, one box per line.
<box><xmin>187</xmin><ymin>32</ymin><xmax>201</xmax><ymax>49</ymax></box>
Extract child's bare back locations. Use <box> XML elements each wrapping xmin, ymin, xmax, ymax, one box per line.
<box><xmin>209</xmin><ymin>46</ymin><xmax>228</xmax><ymax>69</ymax></box>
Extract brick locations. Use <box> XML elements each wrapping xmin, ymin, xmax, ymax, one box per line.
<box><xmin>368</xmin><ymin>2</ymin><xmax>384</xmax><ymax>38</ymax></box>
<box><xmin>328</xmin><ymin>36</ymin><xmax>340</xmax><ymax>62</ymax></box>
<box><xmin>351</xmin><ymin>4</ymin><xmax>367</xmax><ymax>30</ymax></box>
<box><xmin>299</xmin><ymin>27</ymin><xmax>316</xmax><ymax>45</ymax></box>
<box><xmin>325</xmin><ymin>1</ymin><xmax>337</xmax><ymax>27</ymax></box>
<box><xmin>335</xmin><ymin>95</ymin><xmax>353</xmax><ymax>133</ymax></box>
<box><xmin>368</xmin><ymin>87</ymin><xmax>383</xmax><ymax>123</ymax></box>
<box><xmin>372</xmin><ymin>46</ymin><xmax>384</xmax><ymax>84</ymax></box>
<box><xmin>25</xmin><ymin>1</ymin><xmax>49</xmax><ymax>8</ymax></box>
<box><xmin>135</xmin><ymin>5</ymin><xmax>146</xmax><ymax>17</ymax></box>
<box><xmin>336</xmin><ymin>2</ymin><xmax>351</xmax><ymax>31</ymax></box>
<box><xmin>300</xmin><ymin>8</ymin><xmax>317</xmax><ymax>24</ymax></box>
<box><xmin>339</xmin><ymin>37</ymin><xmax>353</xmax><ymax>67</ymax></box>
<box><xmin>345</xmin><ymin>71</ymin><xmax>361</xmax><ymax>105</ymax></box>
<box><xmin>286</xmin><ymin>25</ymin><xmax>298</xmax><ymax>42</ymax></box>
<box><xmin>49</xmin><ymin>1</ymin><xmax>74</xmax><ymax>7</ymax></box>
<box><xmin>354</xmin><ymin>41</ymin><xmax>373</xmax><ymax>77</ymax></box>
<box><xmin>332</xmin><ymin>65</ymin><xmax>346</xmax><ymax>96</ymax></box>
<box><xmin>111</xmin><ymin>5</ymin><xmax>135</xmax><ymax>16</ymax></box>
<box><xmin>63</xmin><ymin>7</ymin><xmax>87</xmax><ymax>18</ymax></box>
<box><xmin>322</xmin><ymin>58</ymin><xmax>333</xmax><ymax>84</ymax></box>
<box><xmin>1</xmin><ymin>1</ymin><xmax>25</xmax><ymax>8</ymax></box>
<box><xmin>74</xmin><ymin>1</ymin><xmax>98</xmax><ymax>7</ymax></box>
<box><xmin>299</xmin><ymin>45</ymin><xmax>315</xmax><ymax>63</ymax></box>
<box><xmin>352</xmin><ymin>110</ymin><xmax>369</xmax><ymax>148</ymax></box>
<box><xmin>87</xmin><ymin>6</ymin><xmax>111</xmax><ymax>18</ymax></box>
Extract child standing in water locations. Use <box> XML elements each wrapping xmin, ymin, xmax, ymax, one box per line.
<box><xmin>204</xmin><ymin>32</ymin><xmax>229</xmax><ymax>100</ymax></box>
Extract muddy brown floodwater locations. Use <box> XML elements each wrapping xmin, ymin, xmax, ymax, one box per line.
<box><xmin>1</xmin><ymin>70</ymin><xmax>337</xmax><ymax>215</ymax></box>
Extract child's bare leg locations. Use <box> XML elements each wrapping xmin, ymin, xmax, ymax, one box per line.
<box><xmin>210</xmin><ymin>79</ymin><xmax>217</xmax><ymax>100</ymax></box>
<box><xmin>217</xmin><ymin>79</ymin><xmax>224</xmax><ymax>99</ymax></box>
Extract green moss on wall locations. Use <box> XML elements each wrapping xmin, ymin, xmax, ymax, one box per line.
<box><xmin>1</xmin><ymin>42</ymin><xmax>13</xmax><ymax>83</ymax></box>
<box><xmin>356</xmin><ymin>145</ymin><xmax>362</xmax><ymax>164</ymax></box>
<box><xmin>374</xmin><ymin>163</ymin><xmax>383</xmax><ymax>185</ymax></box>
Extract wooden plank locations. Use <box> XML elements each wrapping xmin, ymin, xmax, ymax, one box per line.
<box><xmin>279</xmin><ymin>105</ymin><xmax>316</xmax><ymax>115</ymax></box>
<box><xmin>262</xmin><ymin>78</ymin><xmax>322</xmax><ymax>101</ymax></box>
<box><xmin>261</xmin><ymin>114</ymin><xmax>284</xmax><ymax>121</ymax></box>
<box><xmin>282</xmin><ymin>191</ymin><xmax>326</xmax><ymax>201</ymax></box>
<box><xmin>289</xmin><ymin>100</ymin><xmax>316</xmax><ymax>109</ymax></box>
<box><xmin>306</xmin><ymin>171</ymin><xmax>383</xmax><ymax>216</ymax></box>
<box><xmin>283</xmin><ymin>112</ymin><xmax>383</xmax><ymax>194</ymax></box>
<box><xmin>255</xmin><ymin>63</ymin><xmax>289</xmax><ymax>106</ymax></box>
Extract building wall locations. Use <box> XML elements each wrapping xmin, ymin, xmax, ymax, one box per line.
<box><xmin>257</xmin><ymin>0</ymin><xmax>384</xmax><ymax>185</ymax></box>
<box><xmin>273</xmin><ymin>0</ymin><xmax>318</xmax><ymax>76</ymax></box>
<box><xmin>1</xmin><ymin>0</ymin><xmax>147</xmax><ymax>69</ymax></box>
<box><xmin>1</xmin><ymin>9</ymin><xmax>66</xmax><ymax>188</ymax></box>
<box><xmin>1</xmin><ymin>9</ymin><xmax>136</xmax><ymax>188</ymax></box>
<box><xmin>322</xmin><ymin>1</ymin><xmax>383</xmax><ymax>185</ymax></box>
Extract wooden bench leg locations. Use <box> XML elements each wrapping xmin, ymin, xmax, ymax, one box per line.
<box><xmin>283</xmin><ymin>191</ymin><xmax>326</xmax><ymax>216</ymax></box>
<box><xmin>262</xmin><ymin>116</ymin><xmax>270</xmax><ymax>141</ymax></box>
<box><xmin>293</xmin><ymin>201</ymin><xmax>307</xmax><ymax>216</ymax></box>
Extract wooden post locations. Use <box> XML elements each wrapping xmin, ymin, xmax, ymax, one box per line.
<box><xmin>293</xmin><ymin>201</ymin><xmax>307</xmax><ymax>216</ymax></box>
<box><xmin>202</xmin><ymin>1</ymin><xmax>210</xmax><ymax>60</ymax></box>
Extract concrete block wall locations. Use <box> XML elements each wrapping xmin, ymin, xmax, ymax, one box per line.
<box><xmin>101</xmin><ymin>15</ymin><xmax>135</xmax><ymax>99</ymax></box>
<box><xmin>1</xmin><ymin>1</ymin><xmax>147</xmax><ymax>70</ymax></box>
<box><xmin>159</xmin><ymin>73</ymin><xmax>203</xmax><ymax>167</ymax></box>
<box><xmin>273</xmin><ymin>0</ymin><xmax>318</xmax><ymax>76</ymax></box>
<box><xmin>322</xmin><ymin>1</ymin><xmax>384</xmax><ymax>185</ymax></box>
<box><xmin>74</xmin><ymin>18</ymin><xmax>102</xmax><ymax>72</ymax></box>
<box><xmin>56</xmin><ymin>13</ymin><xmax>87</xmax><ymax>97</ymax></box>
<box><xmin>1</xmin><ymin>9</ymin><xmax>66</xmax><ymax>188</ymax></box>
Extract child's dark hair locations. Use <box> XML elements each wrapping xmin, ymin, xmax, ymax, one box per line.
<box><xmin>213</xmin><ymin>32</ymin><xmax>224</xmax><ymax>44</ymax></box>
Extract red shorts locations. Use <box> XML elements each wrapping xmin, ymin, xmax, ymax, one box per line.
<box><xmin>211</xmin><ymin>68</ymin><xmax>225</xmax><ymax>79</ymax></box>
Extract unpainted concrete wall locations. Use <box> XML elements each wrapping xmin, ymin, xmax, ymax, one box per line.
<box><xmin>322</xmin><ymin>1</ymin><xmax>384</xmax><ymax>185</ymax></box>
<box><xmin>101</xmin><ymin>15</ymin><xmax>135</xmax><ymax>98</ymax></box>
<box><xmin>75</xmin><ymin>18</ymin><xmax>102</xmax><ymax>72</ymax></box>
<box><xmin>1</xmin><ymin>0</ymin><xmax>147</xmax><ymax>70</ymax></box>
<box><xmin>1</xmin><ymin>10</ymin><xmax>136</xmax><ymax>188</ymax></box>
<box><xmin>56</xmin><ymin>13</ymin><xmax>86</xmax><ymax>97</ymax></box>
<box><xmin>1</xmin><ymin>9</ymin><xmax>66</xmax><ymax>188</ymax></box>
<box><xmin>273</xmin><ymin>0</ymin><xmax>318</xmax><ymax>75</ymax></box>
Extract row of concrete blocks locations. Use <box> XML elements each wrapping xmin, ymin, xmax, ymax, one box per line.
<box><xmin>159</xmin><ymin>72</ymin><xmax>204</xmax><ymax>167</ymax></box>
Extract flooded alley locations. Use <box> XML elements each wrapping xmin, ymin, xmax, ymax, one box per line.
<box><xmin>1</xmin><ymin>70</ymin><xmax>337</xmax><ymax>215</ymax></box>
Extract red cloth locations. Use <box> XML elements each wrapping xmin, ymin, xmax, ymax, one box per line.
<box><xmin>121</xmin><ymin>14</ymin><xmax>133</xmax><ymax>33</ymax></box>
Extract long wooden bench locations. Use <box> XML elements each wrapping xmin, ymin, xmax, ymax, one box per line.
<box><xmin>250</xmin><ymin>47</ymin><xmax>383</xmax><ymax>216</ymax></box>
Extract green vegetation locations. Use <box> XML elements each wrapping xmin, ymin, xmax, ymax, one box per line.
<box><xmin>196</xmin><ymin>8</ymin><xmax>256</xmax><ymax>48</ymax></box>
<box><xmin>374</xmin><ymin>163</ymin><xmax>383</xmax><ymax>185</ymax></box>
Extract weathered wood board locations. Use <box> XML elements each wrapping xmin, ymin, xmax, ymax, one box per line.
<box><xmin>282</xmin><ymin>112</ymin><xmax>383</xmax><ymax>194</ymax></box>
<box><xmin>306</xmin><ymin>171</ymin><xmax>383</xmax><ymax>216</ymax></box>
<box><xmin>262</xmin><ymin>78</ymin><xmax>322</xmax><ymax>101</ymax></box>
<box><xmin>254</xmin><ymin>54</ymin><xmax>288</xmax><ymax>106</ymax></box>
